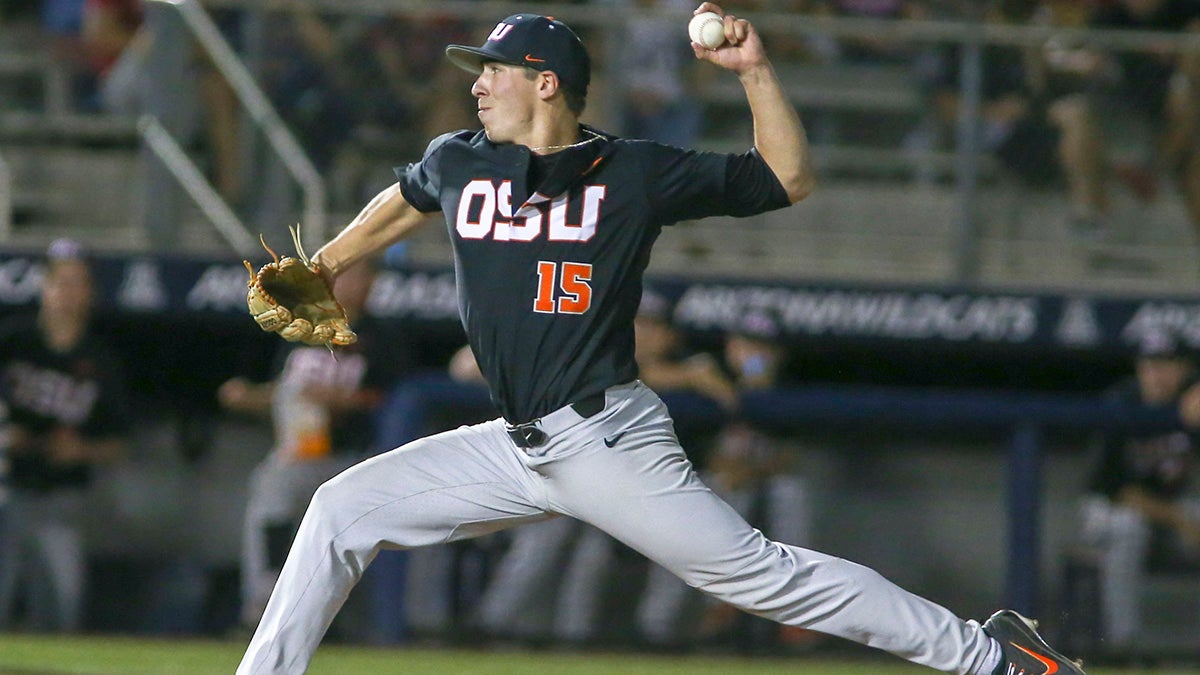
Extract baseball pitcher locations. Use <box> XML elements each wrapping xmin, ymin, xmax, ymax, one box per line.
<box><xmin>238</xmin><ymin>5</ymin><xmax>1086</xmax><ymax>674</ymax></box>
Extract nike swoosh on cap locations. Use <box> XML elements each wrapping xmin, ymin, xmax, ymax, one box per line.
<box><xmin>524</xmin><ymin>54</ymin><xmax>546</xmax><ymax>63</ymax></box>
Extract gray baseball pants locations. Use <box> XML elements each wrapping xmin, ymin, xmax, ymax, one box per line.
<box><xmin>238</xmin><ymin>381</ymin><xmax>995</xmax><ymax>674</ymax></box>
<box><xmin>0</xmin><ymin>489</ymin><xmax>87</xmax><ymax>632</ymax></box>
<box><xmin>1079</xmin><ymin>495</ymin><xmax>1200</xmax><ymax>646</ymax></box>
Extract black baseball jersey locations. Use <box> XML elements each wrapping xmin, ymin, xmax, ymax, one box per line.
<box><xmin>0</xmin><ymin>315</ymin><xmax>131</xmax><ymax>491</ymax></box>
<box><xmin>397</xmin><ymin>125</ymin><xmax>790</xmax><ymax>424</ymax></box>
<box><xmin>1088</xmin><ymin>377</ymin><xmax>1199</xmax><ymax>501</ymax></box>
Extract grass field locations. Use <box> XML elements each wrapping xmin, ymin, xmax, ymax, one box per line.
<box><xmin>0</xmin><ymin>634</ymin><xmax>1193</xmax><ymax>675</ymax></box>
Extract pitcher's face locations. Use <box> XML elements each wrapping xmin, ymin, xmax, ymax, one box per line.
<box><xmin>472</xmin><ymin>62</ymin><xmax>539</xmax><ymax>145</ymax></box>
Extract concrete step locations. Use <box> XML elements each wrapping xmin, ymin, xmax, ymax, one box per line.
<box><xmin>0</xmin><ymin>111</ymin><xmax>139</xmax><ymax>146</ymax></box>
<box><xmin>6</xmin><ymin>145</ymin><xmax>139</xmax><ymax>227</ymax></box>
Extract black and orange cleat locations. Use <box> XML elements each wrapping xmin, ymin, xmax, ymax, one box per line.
<box><xmin>983</xmin><ymin>610</ymin><xmax>1085</xmax><ymax>675</ymax></box>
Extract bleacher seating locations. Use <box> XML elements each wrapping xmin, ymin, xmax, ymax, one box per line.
<box><xmin>0</xmin><ymin>18</ymin><xmax>133</xmax><ymax>246</ymax></box>
<box><xmin>1</xmin><ymin>8</ymin><xmax>1197</xmax><ymax>294</ymax></box>
<box><xmin>0</xmin><ymin>122</ymin><xmax>141</xmax><ymax>250</ymax></box>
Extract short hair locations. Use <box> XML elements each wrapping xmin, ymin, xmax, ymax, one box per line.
<box><xmin>563</xmin><ymin>89</ymin><xmax>587</xmax><ymax>116</ymax></box>
<box><xmin>524</xmin><ymin>68</ymin><xmax>587</xmax><ymax>116</ymax></box>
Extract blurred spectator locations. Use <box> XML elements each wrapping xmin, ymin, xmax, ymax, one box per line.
<box><xmin>0</xmin><ymin>239</ymin><xmax>131</xmax><ymax>632</ymax></box>
<box><xmin>1076</xmin><ymin>330</ymin><xmax>1200</xmax><ymax>650</ymax></box>
<box><xmin>81</xmin><ymin>0</ymin><xmax>142</xmax><ymax>102</ymax></box>
<box><xmin>39</xmin><ymin>0</ymin><xmax>94</xmax><ymax>109</ymax></box>
<box><xmin>271</xmin><ymin>9</ymin><xmax>476</xmax><ymax>209</ymax></box>
<box><xmin>365</xmin><ymin>13</ymin><xmax>477</xmax><ymax>140</ymax></box>
<box><xmin>0</xmin><ymin>0</ymin><xmax>44</xmax><ymax>109</ymax></box>
<box><xmin>356</xmin><ymin>13</ymin><xmax>477</xmax><ymax>193</ymax></box>
<box><xmin>802</xmin><ymin>0</ymin><xmax>935</xmax><ymax>147</ymax></box>
<box><xmin>193</xmin><ymin>9</ymin><xmax>242</xmax><ymax>208</ymax></box>
<box><xmin>812</xmin><ymin>0</ymin><xmax>929</xmax><ymax>64</ymax></box>
<box><xmin>633</xmin><ymin>288</ymin><xmax>738</xmax><ymax>410</ymax></box>
<box><xmin>925</xmin><ymin>0</ymin><xmax>1108</xmax><ymax>232</ymax></box>
<box><xmin>26</xmin><ymin>0</ymin><xmax>142</xmax><ymax>111</ymax></box>
<box><xmin>258</xmin><ymin>8</ymin><xmax>358</xmax><ymax>173</ymax></box>
<box><xmin>741</xmin><ymin>0</ymin><xmax>838</xmax><ymax>64</ymax></box>
<box><xmin>471</xmin><ymin>483</ymin><xmax>594</xmax><ymax>643</ymax></box>
<box><xmin>446</xmin><ymin>342</ymin><xmax>486</xmax><ymax>385</ymax></box>
<box><xmin>1048</xmin><ymin>0</ymin><xmax>1200</xmax><ymax>239</ymax></box>
<box><xmin>91</xmin><ymin>1</ymin><xmax>238</xmax><ymax>241</ymax></box>
<box><xmin>217</xmin><ymin>258</ymin><xmax>413</xmax><ymax>634</ymax></box>
<box><xmin>610</xmin><ymin>0</ymin><xmax>703</xmax><ymax>147</ymax></box>
<box><xmin>92</xmin><ymin>4</ymin><xmax>146</xmax><ymax>116</ymax></box>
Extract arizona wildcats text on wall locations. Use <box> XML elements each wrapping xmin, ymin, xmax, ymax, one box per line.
<box><xmin>0</xmin><ymin>249</ymin><xmax>1196</xmax><ymax>353</ymax></box>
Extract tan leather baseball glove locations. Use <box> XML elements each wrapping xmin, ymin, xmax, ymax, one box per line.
<box><xmin>243</xmin><ymin>226</ymin><xmax>357</xmax><ymax>348</ymax></box>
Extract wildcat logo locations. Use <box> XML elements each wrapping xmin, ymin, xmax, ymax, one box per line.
<box><xmin>455</xmin><ymin>180</ymin><xmax>607</xmax><ymax>243</ymax></box>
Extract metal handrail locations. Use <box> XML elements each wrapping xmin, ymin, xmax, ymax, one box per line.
<box><xmin>0</xmin><ymin>151</ymin><xmax>10</xmax><ymax>241</ymax></box>
<box><xmin>145</xmin><ymin>0</ymin><xmax>327</xmax><ymax>253</ymax></box>
<box><xmin>138</xmin><ymin>115</ymin><xmax>258</xmax><ymax>255</ymax></box>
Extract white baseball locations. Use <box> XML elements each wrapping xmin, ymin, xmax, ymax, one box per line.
<box><xmin>688</xmin><ymin>11</ymin><xmax>726</xmax><ymax>50</ymax></box>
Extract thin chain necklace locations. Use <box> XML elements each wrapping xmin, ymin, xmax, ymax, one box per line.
<box><xmin>528</xmin><ymin>128</ymin><xmax>602</xmax><ymax>154</ymax></box>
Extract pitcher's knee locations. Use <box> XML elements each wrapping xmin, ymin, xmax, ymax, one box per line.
<box><xmin>305</xmin><ymin>475</ymin><xmax>364</xmax><ymax>534</ymax></box>
<box><xmin>693</xmin><ymin>546</ymin><xmax>885</xmax><ymax>613</ymax></box>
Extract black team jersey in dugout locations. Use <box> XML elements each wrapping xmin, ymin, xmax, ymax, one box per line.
<box><xmin>397</xmin><ymin>125</ymin><xmax>791</xmax><ymax>425</ymax></box>
<box><xmin>0</xmin><ymin>318</ymin><xmax>131</xmax><ymax>491</ymax></box>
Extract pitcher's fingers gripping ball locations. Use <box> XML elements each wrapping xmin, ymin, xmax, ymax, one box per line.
<box><xmin>244</xmin><ymin>226</ymin><xmax>357</xmax><ymax>348</ymax></box>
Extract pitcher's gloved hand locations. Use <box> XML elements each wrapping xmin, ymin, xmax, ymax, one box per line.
<box><xmin>243</xmin><ymin>226</ymin><xmax>356</xmax><ymax>348</ymax></box>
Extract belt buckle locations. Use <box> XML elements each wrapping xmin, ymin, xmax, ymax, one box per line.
<box><xmin>507</xmin><ymin>423</ymin><xmax>548</xmax><ymax>449</ymax></box>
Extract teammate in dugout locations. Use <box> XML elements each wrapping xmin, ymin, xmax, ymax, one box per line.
<box><xmin>238</xmin><ymin>5</ymin><xmax>1085</xmax><ymax>674</ymax></box>
<box><xmin>0</xmin><ymin>239</ymin><xmax>131</xmax><ymax>632</ymax></box>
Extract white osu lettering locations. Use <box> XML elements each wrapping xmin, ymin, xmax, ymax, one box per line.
<box><xmin>493</xmin><ymin>182</ymin><xmax>541</xmax><ymax>242</ymax></box>
<box><xmin>487</xmin><ymin>23</ymin><xmax>514</xmax><ymax>41</ymax></box>
<box><xmin>456</xmin><ymin>180</ymin><xmax>496</xmax><ymax>239</ymax></box>
<box><xmin>455</xmin><ymin>181</ymin><xmax>606</xmax><ymax>242</ymax></box>
<box><xmin>549</xmin><ymin>185</ymin><xmax>605</xmax><ymax>242</ymax></box>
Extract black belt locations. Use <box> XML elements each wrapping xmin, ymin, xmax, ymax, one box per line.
<box><xmin>505</xmin><ymin>391</ymin><xmax>607</xmax><ymax>449</ymax></box>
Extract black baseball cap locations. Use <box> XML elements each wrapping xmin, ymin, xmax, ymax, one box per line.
<box><xmin>445</xmin><ymin>14</ymin><xmax>591</xmax><ymax>97</ymax></box>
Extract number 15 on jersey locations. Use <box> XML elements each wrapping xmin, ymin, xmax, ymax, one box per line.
<box><xmin>534</xmin><ymin>261</ymin><xmax>593</xmax><ymax>315</ymax></box>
